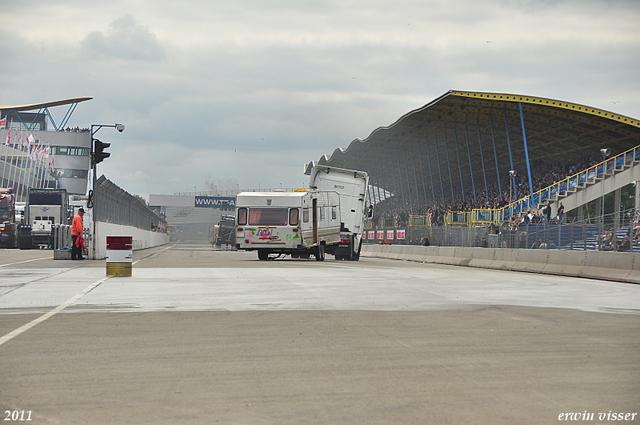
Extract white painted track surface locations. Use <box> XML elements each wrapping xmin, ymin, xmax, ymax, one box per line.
<box><xmin>1</xmin><ymin>243</ymin><xmax>639</xmax><ymax>424</ymax></box>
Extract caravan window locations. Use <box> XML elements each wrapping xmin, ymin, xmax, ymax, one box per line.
<box><xmin>248</xmin><ymin>208</ymin><xmax>288</xmax><ymax>226</ymax></box>
<box><xmin>289</xmin><ymin>208</ymin><xmax>299</xmax><ymax>226</ymax></box>
<box><xmin>237</xmin><ymin>208</ymin><xmax>247</xmax><ymax>225</ymax></box>
<box><xmin>331</xmin><ymin>206</ymin><xmax>337</xmax><ymax>220</ymax></box>
<box><xmin>303</xmin><ymin>208</ymin><xmax>309</xmax><ymax>223</ymax></box>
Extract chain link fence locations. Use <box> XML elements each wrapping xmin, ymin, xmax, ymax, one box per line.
<box><xmin>94</xmin><ymin>175</ymin><xmax>166</xmax><ymax>232</ymax></box>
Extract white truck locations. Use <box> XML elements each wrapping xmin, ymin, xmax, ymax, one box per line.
<box><xmin>235</xmin><ymin>165</ymin><xmax>371</xmax><ymax>261</ymax></box>
<box><xmin>19</xmin><ymin>188</ymin><xmax>70</xmax><ymax>249</ymax></box>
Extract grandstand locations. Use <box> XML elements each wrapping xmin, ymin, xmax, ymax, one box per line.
<box><xmin>309</xmin><ymin>90</ymin><xmax>640</xmax><ymax>251</ymax></box>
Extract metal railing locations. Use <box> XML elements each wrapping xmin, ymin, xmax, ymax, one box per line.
<box><xmin>441</xmin><ymin>145</ymin><xmax>640</xmax><ymax>227</ymax></box>
<box><xmin>496</xmin><ymin>144</ymin><xmax>640</xmax><ymax>223</ymax></box>
<box><xmin>364</xmin><ymin>210</ymin><xmax>639</xmax><ymax>252</ymax></box>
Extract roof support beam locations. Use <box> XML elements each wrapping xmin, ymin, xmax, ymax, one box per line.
<box><xmin>443</xmin><ymin>132</ymin><xmax>456</xmax><ymax>205</ymax></box>
<box><xmin>453</xmin><ymin>128</ymin><xmax>465</xmax><ymax>202</ymax></box>
<box><xmin>504</xmin><ymin>108</ymin><xmax>518</xmax><ymax>200</ymax></box>
<box><xmin>464</xmin><ymin>123</ymin><xmax>477</xmax><ymax>203</ymax></box>
<box><xmin>476</xmin><ymin>119</ymin><xmax>489</xmax><ymax>203</ymax></box>
<box><xmin>434</xmin><ymin>135</ymin><xmax>446</xmax><ymax>207</ymax></box>
<box><xmin>425</xmin><ymin>136</ymin><xmax>437</xmax><ymax>207</ymax></box>
<box><xmin>489</xmin><ymin>114</ymin><xmax>503</xmax><ymax>201</ymax></box>
<box><xmin>519</xmin><ymin>102</ymin><xmax>535</xmax><ymax>202</ymax></box>
<box><xmin>410</xmin><ymin>145</ymin><xmax>421</xmax><ymax>210</ymax></box>
<box><xmin>402</xmin><ymin>149</ymin><xmax>413</xmax><ymax>211</ymax></box>
<box><xmin>417</xmin><ymin>142</ymin><xmax>429</xmax><ymax>207</ymax></box>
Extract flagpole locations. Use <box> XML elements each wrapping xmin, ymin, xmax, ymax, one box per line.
<box><xmin>27</xmin><ymin>136</ymin><xmax>38</xmax><ymax>193</ymax></box>
<box><xmin>5</xmin><ymin>125</ymin><xmax>18</xmax><ymax>192</ymax></box>
<box><xmin>18</xmin><ymin>129</ymin><xmax>27</xmax><ymax>201</ymax></box>
<box><xmin>1</xmin><ymin>126</ymin><xmax>10</xmax><ymax>186</ymax></box>
<box><xmin>7</xmin><ymin>126</ymin><xmax>22</xmax><ymax>196</ymax></box>
<box><xmin>18</xmin><ymin>130</ymin><xmax>29</xmax><ymax>202</ymax></box>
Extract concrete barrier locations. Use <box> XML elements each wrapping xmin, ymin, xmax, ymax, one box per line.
<box><xmin>580</xmin><ymin>251</ymin><xmax>639</xmax><ymax>283</ymax></box>
<box><xmin>451</xmin><ymin>247</ymin><xmax>474</xmax><ymax>266</ymax></box>
<box><xmin>361</xmin><ymin>244</ymin><xmax>640</xmax><ymax>284</ymax></box>
<box><xmin>436</xmin><ymin>247</ymin><xmax>459</xmax><ymax>265</ymax></box>
<box><xmin>469</xmin><ymin>248</ymin><xmax>495</xmax><ymax>269</ymax></box>
<box><xmin>513</xmin><ymin>250</ymin><xmax>549</xmax><ymax>274</ymax></box>
<box><xmin>492</xmin><ymin>248</ymin><xmax>518</xmax><ymax>270</ymax></box>
<box><xmin>544</xmin><ymin>250</ymin><xmax>586</xmax><ymax>276</ymax></box>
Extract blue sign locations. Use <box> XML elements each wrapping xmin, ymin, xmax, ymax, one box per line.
<box><xmin>194</xmin><ymin>196</ymin><xmax>236</xmax><ymax>209</ymax></box>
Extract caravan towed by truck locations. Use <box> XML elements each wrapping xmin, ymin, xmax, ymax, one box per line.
<box><xmin>235</xmin><ymin>165</ymin><xmax>371</xmax><ymax>261</ymax></box>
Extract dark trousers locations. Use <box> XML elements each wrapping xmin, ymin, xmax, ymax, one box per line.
<box><xmin>72</xmin><ymin>235</ymin><xmax>83</xmax><ymax>259</ymax></box>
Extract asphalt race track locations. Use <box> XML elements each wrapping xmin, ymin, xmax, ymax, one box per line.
<box><xmin>1</xmin><ymin>243</ymin><xmax>639</xmax><ymax>424</ymax></box>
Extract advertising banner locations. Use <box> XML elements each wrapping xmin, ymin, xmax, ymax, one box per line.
<box><xmin>386</xmin><ymin>230</ymin><xmax>394</xmax><ymax>240</ymax></box>
<box><xmin>397</xmin><ymin>229</ymin><xmax>405</xmax><ymax>240</ymax></box>
<box><xmin>368</xmin><ymin>230</ymin><xmax>375</xmax><ymax>240</ymax></box>
<box><xmin>194</xmin><ymin>196</ymin><xmax>236</xmax><ymax>209</ymax></box>
<box><xmin>376</xmin><ymin>230</ymin><xmax>384</xmax><ymax>240</ymax></box>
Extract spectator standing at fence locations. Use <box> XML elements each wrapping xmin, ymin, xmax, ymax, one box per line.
<box><xmin>71</xmin><ymin>208</ymin><xmax>85</xmax><ymax>260</ymax></box>
<box><xmin>543</xmin><ymin>201</ymin><xmax>552</xmax><ymax>224</ymax></box>
<box><xmin>557</xmin><ymin>202</ymin><xmax>564</xmax><ymax>224</ymax></box>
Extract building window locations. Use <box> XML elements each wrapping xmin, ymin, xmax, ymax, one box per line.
<box><xmin>52</xmin><ymin>146</ymin><xmax>91</xmax><ymax>156</ymax></box>
<box><xmin>58</xmin><ymin>169</ymin><xmax>89</xmax><ymax>179</ymax></box>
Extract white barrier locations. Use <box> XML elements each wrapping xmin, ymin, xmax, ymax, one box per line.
<box><xmin>361</xmin><ymin>244</ymin><xmax>640</xmax><ymax>284</ymax></box>
<box><xmin>91</xmin><ymin>222</ymin><xmax>169</xmax><ymax>260</ymax></box>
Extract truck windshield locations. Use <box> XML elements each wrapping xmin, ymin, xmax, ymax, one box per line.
<box><xmin>0</xmin><ymin>206</ymin><xmax>9</xmax><ymax>220</ymax></box>
<box><xmin>248</xmin><ymin>208</ymin><xmax>288</xmax><ymax>225</ymax></box>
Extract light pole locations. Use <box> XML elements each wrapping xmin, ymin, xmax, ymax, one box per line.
<box><xmin>509</xmin><ymin>170</ymin><xmax>516</xmax><ymax>221</ymax></box>
<box><xmin>90</xmin><ymin>123</ymin><xmax>124</xmax><ymax>259</ymax></box>
<box><xmin>600</xmin><ymin>148</ymin><xmax>610</xmax><ymax>250</ymax></box>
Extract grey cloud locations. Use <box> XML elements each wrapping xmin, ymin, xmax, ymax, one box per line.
<box><xmin>81</xmin><ymin>15</ymin><xmax>166</xmax><ymax>62</ymax></box>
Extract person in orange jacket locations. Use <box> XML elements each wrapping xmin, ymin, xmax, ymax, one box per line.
<box><xmin>71</xmin><ymin>208</ymin><xmax>85</xmax><ymax>260</ymax></box>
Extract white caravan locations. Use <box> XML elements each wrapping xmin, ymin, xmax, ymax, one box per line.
<box><xmin>235</xmin><ymin>190</ymin><xmax>341</xmax><ymax>261</ymax></box>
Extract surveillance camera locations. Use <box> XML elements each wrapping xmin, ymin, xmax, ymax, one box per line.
<box><xmin>600</xmin><ymin>148</ymin><xmax>610</xmax><ymax>157</ymax></box>
<box><xmin>116</xmin><ymin>124</ymin><xmax>125</xmax><ymax>132</ymax></box>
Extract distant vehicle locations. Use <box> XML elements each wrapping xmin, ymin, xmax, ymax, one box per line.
<box><xmin>0</xmin><ymin>188</ymin><xmax>19</xmax><ymax>248</ymax></box>
<box><xmin>235</xmin><ymin>165</ymin><xmax>371</xmax><ymax>261</ymax></box>
<box><xmin>19</xmin><ymin>188</ymin><xmax>69</xmax><ymax>249</ymax></box>
<box><xmin>215</xmin><ymin>215</ymin><xmax>236</xmax><ymax>247</ymax></box>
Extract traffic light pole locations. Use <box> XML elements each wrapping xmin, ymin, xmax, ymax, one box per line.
<box><xmin>90</xmin><ymin>123</ymin><xmax>124</xmax><ymax>259</ymax></box>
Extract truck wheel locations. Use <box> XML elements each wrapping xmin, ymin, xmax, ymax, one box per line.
<box><xmin>258</xmin><ymin>249</ymin><xmax>269</xmax><ymax>261</ymax></box>
<box><xmin>315</xmin><ymin>245</ymin><xmax>325</xmax><ymax>261</ymax></box>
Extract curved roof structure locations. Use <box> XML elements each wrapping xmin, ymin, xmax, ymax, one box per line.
<box><xmin>0</xmin><ymin>97</ymin><xmax>92</xmax><ymax>112</ymax></box>
<box><xmin>309</xmin><ymin>90</ymin><xmax>640</xmax><ymax>209</ymax></box>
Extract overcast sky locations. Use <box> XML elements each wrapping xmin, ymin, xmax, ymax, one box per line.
<box><xmin>1</xmin><ymin>0</ymin><xmax>639</xmax><ymax>198</ymax></box>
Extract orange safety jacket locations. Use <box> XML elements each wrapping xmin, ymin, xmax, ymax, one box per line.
<box><xmin>72</xmin><ymin>213</ymin><xmax>84</xmax><ymax>236</ymax></box>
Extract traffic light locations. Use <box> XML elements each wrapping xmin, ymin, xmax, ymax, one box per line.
<box><xmin>93</xmin><ymin>139</ymin><xmax>111</xmax><ymax>164</ymax></box>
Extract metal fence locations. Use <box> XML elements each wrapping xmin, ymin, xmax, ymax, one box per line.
<box><xmin>364</xmin><ymin>215</ymin><xmax>639</xmax><ymax>252</ymax></box>
<box><xmin>94</xmin><ymin>175</ymin><xmax>166</xmax><ymax>231</ymax></box>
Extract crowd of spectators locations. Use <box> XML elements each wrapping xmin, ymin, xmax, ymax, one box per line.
<box><xmin>58</xmin><ymin>127</ymin><xmax>90</xmax><ymax>132</ymax></box>
<box><xmin>370</xmin><ymin>152</ymin><xmax>612</xmax><ymax>228</ymax></box>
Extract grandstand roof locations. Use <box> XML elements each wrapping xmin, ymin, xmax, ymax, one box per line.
<box><xmin>309</xmin><ymin>90</ymin><xmax>640</xmax><ymax>207</ymax></box>
<box><xmin>0</xmin><ymin>97</ymin><xmax>92</xmax><ymax>112</ymax></box>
